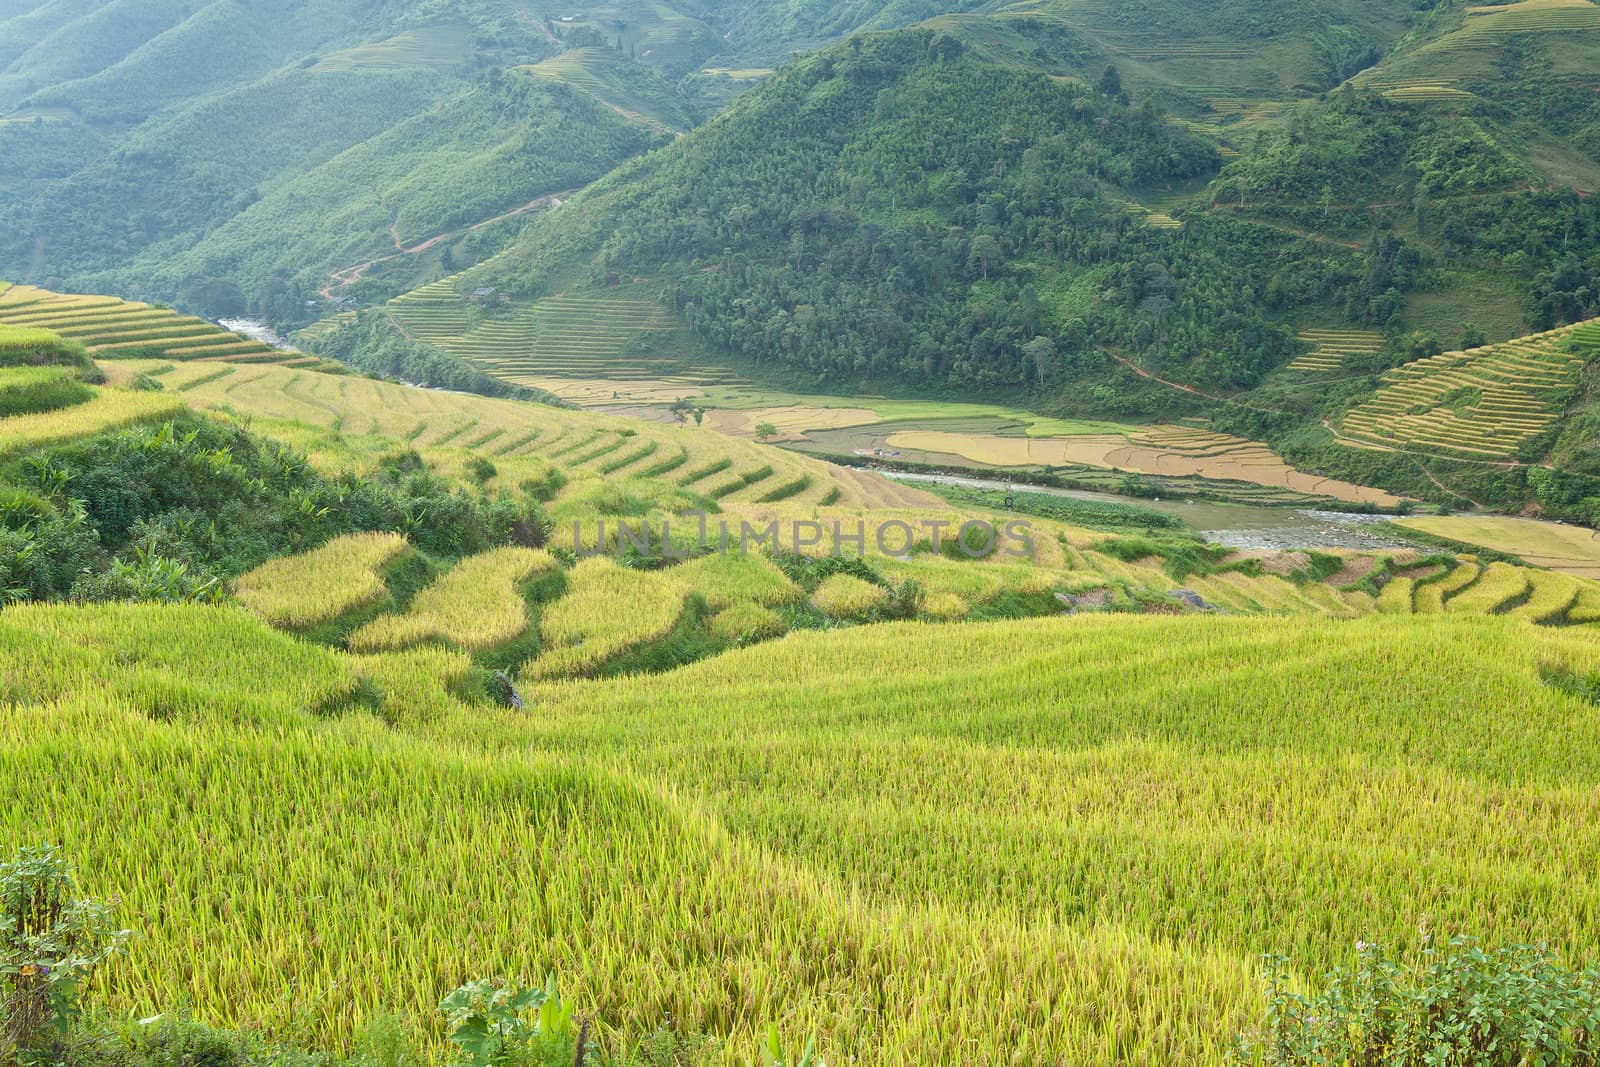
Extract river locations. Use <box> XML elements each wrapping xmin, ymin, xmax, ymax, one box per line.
<box><xmin>884</xmin><ymin>470</ymin><xmax>1408</xmax><ymax>551</ymax></box>
<box><xmin>219</xmin><ymin>318</ymin><xmax>298</xmax><ymax>352</ymax></box>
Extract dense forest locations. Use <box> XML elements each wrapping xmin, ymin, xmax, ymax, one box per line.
<box><xmin>478</xmin><ymin>30</ymin><xmax>1401</xmax><ymax>396</ymax></box>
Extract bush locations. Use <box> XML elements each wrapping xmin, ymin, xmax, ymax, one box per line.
<box><xmin>1235</xmin><ymin>938</ymin><xmax>1600</xmax><ymax>1066</ymax></box>
<box><xmin>0</xmin><ymin>416</ymin><xmax>544</xmax><ymax>603</ymax></box>
<box><xmin>1</xmin><ymin>846</ymin><xmax>128</xmax><ymax>1058</ymax></box>
<box><xmin>439</xmin><ymin>979</ymin><xmax>586</xmax><ymax>1067</ymax></box>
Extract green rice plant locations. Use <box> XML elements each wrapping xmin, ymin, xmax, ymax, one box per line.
<box><xmin>1444</xmin><ymin>562</ymin><xmax>1530</xmax><ymax>615</ymax></box>
<box><xmin>0</xmin><ymin>327</ymin><xmax>70</xmax><ymax>364</ymax></box>
<box><xmin>233</xmin><ymin>533</ymin><xmax>414</xmax><ymax>632</ymax></box>
<box><xmin>1375</xmin><ymin>577</ymin><xmax>1415</xmax><ymax>615</ymax></box>
<box><xmin>809</xmin><ymin>574</ymin><xmax>888</xmax><ymax>619</ymax></box>
<box><xmin>15</xmin><ymin>607</ymin><xmax>1600</xmax><ymax>1062</ymax></box>
<box><xmin>528</xmin><ymin>556</ymin><xmax>688</xmax><ymax>678</ymax></box>
<box><xmin>1508</xmin><ymin>571</ymin><xmax>1581</xmax><ymax>624</ymax></box>
<box><xmin>918</xmin><ymin>591</ymin><xmax>969</xmax><ymax>620</ymax></box>
<box><xmin>347</xmin><ymin>547</ymin><xmax>559</xmax><ymax>656</ymax></box>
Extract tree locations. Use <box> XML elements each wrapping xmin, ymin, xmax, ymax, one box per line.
<box><xmin>1461</xmin><ymin>323</ymin><xmax>1487</xmax><ymax>349</ymax></box>
<box><xmin>1097</xmin><ymin>66</ymin><xmax>1122</xmax><ymax>99</ymax></box>
<box><xmin>1023</xmin><ymin>336</ymin><xmax>1055</xmax><ymax>387</ymax></box>
<box><xmin>755</xmin><ymin>421</ymin><xmax>778</xmax><ymax>441</ymax></box>
<box><xmin>968</xmin><ymin>234</ymin><xmax>1003</xmax><ymax>281</ymax></box>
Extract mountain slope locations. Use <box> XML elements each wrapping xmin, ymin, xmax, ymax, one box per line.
<box><xmin>0</xmin><ymin>0</ymin><xmax>982</xmax><ymax>321</ymax></box>
<box><xmin>452</xmin><ymin>28</ymin><xmax>1375</xmax><ymax>400</ymax></box>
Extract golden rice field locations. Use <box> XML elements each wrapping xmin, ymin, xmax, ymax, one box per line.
<box><xmin>1395</xmin><ymin>514</ymin><xmax>1600</xmax><ymax>578</ymax></box>
<box><xmin>0</xmin><ymin>285</ymin><xmax>312</xmax><ymax>365</ymax></box>
<box><xmin>233</xmin><ymin>533</ymin><xmax>415</xmax><ymax>631</ymax></box>
<box><xmin>0</xmin><ymin>387</ymin><xmax>181</xmax><ymax>456</ymax></box>
<box><xmin>133</xmin><ymin>359</ymin><xmax>870</xmax><ymax>514</ymax></box>
<box><xmin>8</xmin><ymin>604</ymin><xmax>1600</xmax><ymax>1063</ymax></box>
<box><xmin>885</xmin><ymin>424</ymin><xmax>1402</xmax><ymax>506</ymax></box>
<box><xmin>1338</xmin><ymin>318</ymin><xmax>1600</xmax><ymax>459</ymax></box>
<box><xmin>347</xmin><ymin>547</ymin><xmax>557</xmax><ymax>655</ymax></box>
<box><xmin>110</xmin><ymin>355</ymin><xmax>1600</xmax><ymax>654</ymax></box>
<box><xmin>808</xmin><ymin>573</ymin><xmax>888</xmax><ymax>619</ymax></box>
<box><xmin>1286</xmin><ymin>328</ymin><xmax>1385</xmax><ymax>374</ymax></box>
<box><xmin>527</xmin><ymin>556</ymin><xmax>690</xmax><ymax>678</ymax></box>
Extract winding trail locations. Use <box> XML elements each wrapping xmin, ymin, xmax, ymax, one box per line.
<box><xmin>1101</xmin><ymin>347</ymin><xmax>1286</xmax><ymax>415</ymax></box>
<box><xmin>318</xmin><ymin>189</ymin><xmax>574</xmax><ymax>303</ymax></box>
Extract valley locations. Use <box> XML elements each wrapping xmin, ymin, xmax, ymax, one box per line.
<box><xmin>5</xmin><ymin>1</ymin><xmax>1600</xmax><ymax>1065</ymax></box>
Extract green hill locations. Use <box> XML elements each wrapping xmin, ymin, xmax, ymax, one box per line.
<box><xmin>0</xmin><ymin>1</ymin><xmax>839</xmax><ymax>322</ymax></box>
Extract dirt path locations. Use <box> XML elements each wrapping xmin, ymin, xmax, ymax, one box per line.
<box><xmin>1101</xmin><ymin>347</ymin><xmax>1286</xmax><ymax>414</ymax></box>
<box><xmin>318</xmin><ymin>190</ymin><xmax>575</xmax><ymax>303</ymax></box>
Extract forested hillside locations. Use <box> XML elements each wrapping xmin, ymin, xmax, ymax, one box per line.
<box><xmin>0</xmin><ymin>0</ymin><xmax>958</xmax><ymax>321</ymax></box>
<box><xmin>464</xmin><ymin>29</ymin><xmax>1371</xmax><ymax>396</ymax></box>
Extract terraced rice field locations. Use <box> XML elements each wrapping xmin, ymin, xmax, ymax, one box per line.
<box><xmin>233</xmin><ymin>533</ymin><xmax>415</xmax><ymax>632</ymax></box>
<box><xmin>1338</xmin><ymin>318</ymin><xmax>1600</xmax><ymax>458</ymax></box>
<box><xmin>1368</xmin><ymin>553</ymin><xmax>1600</xmax><ymax>624</ymax></box>
<box><xmin>0</xmin><ymin>285</ymin><xmax>298</xmax><ymax>363</ymax></box>
<box><xmin>1126</xmin><ymin>202</ymin><xmax>1182</xmax><ymax>229</ymax></box>
<box><xmin>1457</xmin><ymin>0</ymin><xmax>1600</xmax><ymax>38</ymax></box>
<box><xmin>520</xmin><ymin>49</ymin><xmax>681</xmax><ymax>131</ymax></box>
<box><xmin>1406</xmin><ymin>0</ymin><xmax>1600</xmax><ymax>63</ymax></box>
<box><xmin>0</xmin><ymin>387</ymin><xmax>182</xmax><ymax>456</ymax></box>
<box><xmin>1396</xmin><ymin>514</ymin><xmax>1600</xmax><ymax>579</ymax></box>
<box><xmin>387</xmin><ymin>284</ymin><xmax>725</xmax><ymax>392</ymax></box>
<box><xmin>132</xmin><ymin>360</ymin><xmax>878</xmax><ymax>516</ymax></box>
<box><xmin>884</xmin><ymin>424</ymin><xmax>1403</xmax><ymax>507</ymax></box>
<box><xmin>1381</xmin><ymin>84</ymin><xmax>1476</xmax><ymax>103</ymax></box>
<box><xmin>310</xmin><ymin>26</ymin><xmax>473</xmax><ymax>72</ymax></box>
<box><xmin>13</xmin><ymin>605</ymin><xmax>1600</xmax><ymax>1063</ymax></box>
<box><xmin>1288</xmin><ymin>328</ymin><xmax>1386</xmax><ymax>373</ymax></box>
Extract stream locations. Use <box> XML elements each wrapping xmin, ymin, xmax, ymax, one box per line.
<box><xmin>219</xmin><ymin>318</ymin><xmax>299</xmax><ymax>352</ymax></box>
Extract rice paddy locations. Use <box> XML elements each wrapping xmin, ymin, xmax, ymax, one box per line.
<box><xmin>1395</xmin><ymin>514</ymin><xmax>1600</xmax><ymax>578</ymax></box>
<box><xmin>9</xmin><ymin>280</ymin><xmax>1600</xmax><ymax>1063</ymax></box>
<box><xmin>0</xmin><ymin>386</ymin><xmax>181</xmax><ymax>456</ymax></box>
<box><xmin>1338</xmin><ymin>318</ymin><xmax>1600</xmax><ymax>459</ymax></box>
<box><xmin>233</xmin><ymin>533</ymin><xmax>416</xmax><ymax>632</ymax></box>
<box><xmin>1286</xmin><ymin>328</ymin><xmax>1386</xmax><ymax>374</ymax></box>
<box><xmin>386</xmin><ymin>283</ymin><xmax>715</xmax><ymax>392</ymax></box>
<box><xmin>0</xmin><ymin>285</ymin><xmax>303</xmax><ymax>364</ymax></box>
<box><xmin>9</xmin><ymin>604</ymin><xmax>1600</xmax><ymax>1063</ymax></box>
<box><xmin>883</xmin><ymin>424</ymin><xmax>1402</xmax><ymax>507</ymax></box>
<box><xmin>347</xmin><ymin>547</ymin><xmax>558</xmax><ymax>655</ymax></box>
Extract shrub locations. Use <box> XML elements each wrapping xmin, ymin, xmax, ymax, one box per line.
<box><xmin>1235</xmin><ymin>938</ymin><xmax>1600</xmax><ymax>1065</ymax></box>
<box><xmin>439</xmin><ymin>978</ymin><xmax>585</xmax><ymax>1067</ymax></box>
<box><xmin>1</xmin><ymin>846</ymin><xmax>129</xmax><ymax>1056</ymax></box>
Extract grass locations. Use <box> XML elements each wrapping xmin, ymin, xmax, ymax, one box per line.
<box><xmin>10</xmin><ymin>606</ymin><xmax>1600</xmax><ymax>1062</ymax></box>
